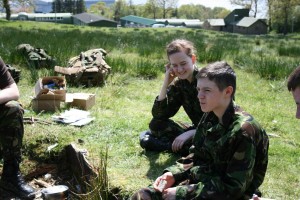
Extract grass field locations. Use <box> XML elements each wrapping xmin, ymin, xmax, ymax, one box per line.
<box><xmin>0</xmin><ymin>20</ymin><xmax>300</xmax><ymax>199</ymax></box>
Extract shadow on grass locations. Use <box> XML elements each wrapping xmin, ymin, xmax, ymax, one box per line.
<box><xmin>141</xmin><ymin>151</ymin><xmax>181</xmax><ymax>181</ymax></box>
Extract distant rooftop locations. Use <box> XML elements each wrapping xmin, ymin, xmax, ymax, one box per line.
<box><xmin>206</xmin><ymin>19</ymin><xmax>225</xmax><ymax>26</ymax></box>
<box><xmin>236</xmin><ymin>17</ymin><xmax>266</xmax><ymax>27</ymax></box>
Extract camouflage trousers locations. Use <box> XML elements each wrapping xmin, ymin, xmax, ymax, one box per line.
<box><xmin>0</xmin><ymin>101</ymin><xmax>24</xmax><ymax>162</ymax></box>
<box><xmin>149</xmin><ymin>118</ymin><xmax>193</xmax><ymax>141</ymax></box>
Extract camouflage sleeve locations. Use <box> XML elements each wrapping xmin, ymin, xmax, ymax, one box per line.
<box><xmin>151</xmin><ymin>84</ymin><xmax>182</xmax><ymax>119</ymax></box>
<box><xmin>190</xmin><ymin>131</ymin><xmax>258</xmax><ymax>199</ymax></box>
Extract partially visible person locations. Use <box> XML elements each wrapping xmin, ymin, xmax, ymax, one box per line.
<box><xmin>0</xmin><ymin>57</ymin><xmax>35</xmax><ymax>199</ymax></box>
<box><xmin>140</xmin><ymin>39</ymin><xmax>204</xmax><ymax>156</ymax></box>
<box><xmin>287</xmin><ymin>65</ymin><xmax>300</xmax><ymax>119</ymax></box>
<box><xmin>132</xmin><ymin>61</ymin><xmax>269</xmax><ymax>200</ymax></box>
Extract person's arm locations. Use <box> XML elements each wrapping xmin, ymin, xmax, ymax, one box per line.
<box><xmin>188</xmin><ymin>128</ymin><xmax>258</xmax><ymax>199</ymax></box>
<box><xmin>152</xmin><ymin>73</ymin><xmax>182</xmax><ymax>119</ymax></box>
<box><xmin>158</xmin><ymin>63</ymin><xmax>176</xmax><ymax>101</ymax></box>
<box><xmin>172</xmin><ymin>129</ymin><xmax>196</xmax><ymax>152</ymax></box>
<box><xmin>0</xmin><ymin>82</ymin><xmax>20</xmax><ymax>104</ymax></box>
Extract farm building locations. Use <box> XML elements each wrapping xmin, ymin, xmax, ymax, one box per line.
<box><xmin>223</xmin><ymin>8</ymin><xmax>250</xmax><ymax>32</ymax></box>
<box><xmin>183</xmin><ymin>20</ymin><xmax>203</xmax><ymax>29</ymax></box>
<box><xmin>234</xmin><ymin>17</ymin><xmax>268</xmax><ymax>35</ymax></box>
<box><xmin>156</xmin><ymin>18</ymin><xmax>185</xmax><ymax>26</ymax></box>
<box><xmin>73</xmin><ymin>13</ymin><xmax>117</xmax><ymax>27</ymax></box>
<box><xmin>120</xmin><ymin>15</ymin><xmax>156</xmax><ymax>27</ymax></box>
<box><xmin>155</xmin><ymin>19</ymin><xmax>202</xmax><ymax>28</ymax></box>
<box><xmin>202</xmin><ymin>19</ymin><xmax>225</xmax><ymax>31</ymax></box>
<box><xmin>201</xmin><ymin>8</ymin><xmax>269</xmax><ymax>35</ymax></box>
<box><xmin>8</xmin><ymin>12</ymin><xmax>72</xmax><ymax>24</ymax></box>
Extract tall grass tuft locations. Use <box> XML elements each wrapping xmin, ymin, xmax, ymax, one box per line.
<box><xmin>234</xmin><ymin>53</ymin><xmax>300</xmax><ymax>79</ymax></box>
<box><xmin>74</xmin><ymin>147</ymin><xmax>110</xmax><ymax>200</ymax></box>
<box><xmin>278</xmin><ymin>45</ymin><xmax>300</xmax><ymax>57</ymax></box>
<box><xmin>135</xmin><ymin>58</ymin><xmax>164</xmax><ymax>79</ymax></box>
<box><xmin>106</xmin><ymin>55</ymin><xmax>164</xmax><ymax>79</ymax></box>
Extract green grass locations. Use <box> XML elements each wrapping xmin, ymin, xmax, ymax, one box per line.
<box><xmin>0</xmin><ymin>20</ymin><xmax>300</xmax><ymax>199</ymax></box>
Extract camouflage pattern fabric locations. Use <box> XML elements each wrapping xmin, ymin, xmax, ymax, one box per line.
<box><xmin>0</xmin><ymin>101</ymin><xmax>24</xmax><ymax>162</ymax></box>
<box><xmin>6</xmin><ymin>64</ymin><xmax>21</xmax><ymax>84</ymax></box>
<box><xmin>150</xmin><ymin>68</ymin><xmax>203</xmax><ymax>141</ymax></box>
<box><xmin>67</xmin><ymin>48</ymin><xmax>110</xmax><ymax>70</ymax></box>
<box><xmin>144</xmin><ymin>102</ymin><xmax>269</xmax><ymax>200</ymax></box>
<box><xmin>16</xmin><ymin>44</ymin><xmax>55</xmax><ymax>68</ymax></box>
<box><xmin>63</xmin><ymin>48</ymin><xmax>111</xmax><ymax>86</ymax></box>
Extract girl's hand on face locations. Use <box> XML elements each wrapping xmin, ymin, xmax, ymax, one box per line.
<box><xmin>165</xmin><ymin>63</ymin><xmax>176</xmax><ymax>84</ymax></box>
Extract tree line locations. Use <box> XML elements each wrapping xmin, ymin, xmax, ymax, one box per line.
<box><xmin>1</xmin><ymin>0</ymin><xmax>300</xmax><ymax>34</ymax></box>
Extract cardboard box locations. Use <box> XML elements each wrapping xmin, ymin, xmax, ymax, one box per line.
<box><xmin>32</xmin><ymin>76</ymin><xmax>66</xmax><ymax>112</ymax></box>
<box><xmin>70</xmin><ymin>93</ymin><xmax>95</xmax><ymax>110</ymax></box>
<box><xmin>34</xmin><ymin>76</ymin><xmax>66</xmax><ymax>101</ymax></box>
<box><xmin>31</xmin><ymin>99</ymin><xmax>60</xmax><ymax>112</ymax></box>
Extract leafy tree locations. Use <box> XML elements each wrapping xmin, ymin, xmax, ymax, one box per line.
<box><xmin>178</xmin><ymin>4</ymin><xmax>204</xmax><ymax>19</ymax></box>
<box><xmin>292</xmin><ymin>6</ymin><xmax>300</xmax><ymax>32</ymax></box>
<box><xmin>212</xmin><ymin>7</ymin><xmax>231</xmax><ymax>18</ymax></box>
<box><xmin>128</xmin><ymin>0</ymin><xmax>137</xmax><ymax>15</ymax></box>
<box><xmin>157</xmin><ymin>0</ymin><xmax>178</xmax><ymax>18</ymax></box>
<box><xmin>52</xmin><ymin>0</ymin><xmax>63</xmax><ymax>13</ymax></box>
<box><xmin>112</xmin><ymin>0</ymin><xmax>129</xmax><ymax>21</ymax></box>
<box><xmin>88</xmin><ymin>2</ymin><xmax>113</xmax><ymax>19</ymax></box>
<box><xmin>134</xmin><ymin>4</ymin><xmax>153</xmax><ymax>18</ymax></box>
<box><xmin>144</xmin><ymin>0</ymin><xmax>159</xmax><ymax>19</ymax></box>
<box><xmin>268</xmin><ymin>0</ymin><xmax>300</xmax><ymax>34</ymax></box>
<box><xmin>75</xmin><ymin>0</ymin><xmax>85</xmax><ymax>13</ymax></box>
<box><xmin>52</xmin><ymin>0</ymin><xmax>85</xmax><ymax>14</ymax></box>
<box><xmin>177</xmin><ymin>4</ymin><xmax>229</xmax><ymax>20</ymax></box>
<box><xmin>172</xmin><ymin>7</ymin><xmax>177</xmax><ymax>18</ymax></box>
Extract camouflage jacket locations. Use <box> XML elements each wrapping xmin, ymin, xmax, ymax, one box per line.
<box><xmin>166</xmin><ymin>102</ymin><xmax>269</xmax><ymax>200</ymax></box>
<box><xmin>151</xmin><ymin>68</ymin><xmax>203</xmax><ymax>128</ymax></box>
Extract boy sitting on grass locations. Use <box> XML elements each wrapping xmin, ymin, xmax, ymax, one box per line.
<box><xmin>132</xmin><ymin>61</ymin><xmax>269</xmax><ymax>200</ymax></box>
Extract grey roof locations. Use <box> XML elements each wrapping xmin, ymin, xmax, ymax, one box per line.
<box><xmin>224</xmin><ymin>8</ymin><xmax>250</xmax><ymax>24</ymax></box>
<box><xmin>120</xmin><ymin>15</ymin><xmax>156</xmax><ymax>26</ymax></box>
<box><xmin>184</xmin><ymin>20</ymin><xmax>202</xmax><ymax>26</ymax></box>
<box><xmin>206</xmin><ymin>19</ymin><xmax>225</xmax><ymax>26</ymax></box>
<box><xmin>156</xmin><ymin>19</ymin><xmax>202</xmax><ymax>26</ymax></box>
<box><xmin>73</xmin><ymin>12</ymin><xmax>116</xmax><ymax>24</ymax></box>
<box><xmin>236</xmin><ymin>17</ymin><xmax>266</xmax><ymax>27</ymax></box>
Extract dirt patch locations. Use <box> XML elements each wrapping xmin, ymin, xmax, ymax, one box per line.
<box><xmin>0</xmin><ymin>143</ymin><xmax>111</xmax><ymax>199</ymax></box>
<box><xmin>0</xmin><ymin>163</ymin><xmax>74</xmax><ymax>199</ymax></box>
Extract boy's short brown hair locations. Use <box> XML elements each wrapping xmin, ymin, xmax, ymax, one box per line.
<box><xmin>196</xmin><ymin>61</ymin><xmax>236</xmax><ymax>98</ymax></box>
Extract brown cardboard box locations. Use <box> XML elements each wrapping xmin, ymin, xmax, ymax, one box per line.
<box><xmin>35</xmin><ymin>76</ymin><xmax>66</xmax><ymax>101</ymax></box>
<box><xmin>32</xmin><ymin>76</ymin><xmax>66</xmax><ymax>112</ymax></box>
<box><xmin>70</xmin><ymin>93</ymin><xmax>95</xmax><ymax>110</ymax></box>
<box><xmin>32</xmin><ymin>99</ymin><xmax>61</xmax><ymax>112</ymax></box>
